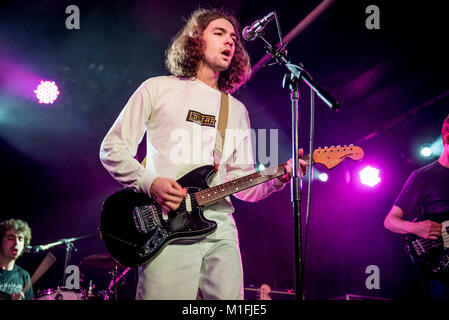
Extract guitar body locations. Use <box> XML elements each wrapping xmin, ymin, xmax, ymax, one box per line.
<box><xmin>405</xmin><ymin>213</ymin><xmax>449</xmax><ymax>277</ymax></box>
<box><xmin>100</xmin><ymin>165</ymin><xmax>217</xmax><ymax>268</ymax></box>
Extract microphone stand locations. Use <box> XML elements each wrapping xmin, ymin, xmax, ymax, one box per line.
<box><xmin>251</xmin><ymin>25</ymin><xmax>339</xmax><ymax>301</ymax></box>
<box><xmin>27</xmin><ymin>233</ymin><xmax>97</xmax><ymax>287</ymax></box>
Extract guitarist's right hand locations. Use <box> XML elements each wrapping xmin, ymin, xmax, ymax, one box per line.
<box><xmin>150</xmin><ymin>177</ymin><xmax>187</xmax><ymax>212</ymax></box>
<box><xmin>412</xmin><ymin>220</ymin><xmax>442</xmax><ymax>240</ymax></box>
<box><xmin>11</xmin><ymin>291</ymin><xmax>25</xmax><ymax>300</ymax></box>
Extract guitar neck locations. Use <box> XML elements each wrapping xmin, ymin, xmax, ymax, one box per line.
<box><xmin>195</xmin><ymin>164</ymin><xmax>286</xmax><ymax>206</ymax></box>
<box><xmin>193</xmin><ymin>144</ymin><xmax>364</xmax><ymax>207</ymax></box>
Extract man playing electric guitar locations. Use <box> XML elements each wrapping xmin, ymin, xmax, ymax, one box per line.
<box><xmin>384</xmin><ymin>114</ymin><xmax>449</xmax><ymax>300</ymax></box>
<box><xmin>100</xmin><ymin>8</ymin><xmax>307</xmax><ymax>300</ymax></box>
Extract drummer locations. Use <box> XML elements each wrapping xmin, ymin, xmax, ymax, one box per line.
<box><xmin>0</xmin><ymin>219</ymin><xmax>34</xmax><ymax>300</ymax></box>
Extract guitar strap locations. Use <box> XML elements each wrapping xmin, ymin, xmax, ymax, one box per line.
<box><xmin>214</xmin><ymin>91</ymin><xmax>229</xmax><ymax>172</ymax></box>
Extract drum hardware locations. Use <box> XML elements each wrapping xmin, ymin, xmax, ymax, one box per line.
<box><xmin>36</xmin><ymin>287</ymin><xmax>86</xmax><ymax>300</ymax></box>
<box><xmin>80</xmin><ymin>252</ymin><xmax>128</xmax><ymax>300</ymax></box>
<box><xmin>25</xmin><ymin>233</ymin><xmax>97</xmax><ymax>287</ymax></box>
<box><xmin>107</xmin><ymin>264</ymin><xmax>131</xmax><ymax>301</ymax></box>
<box><xmin>80</xmin><ymin>252</ymin><xmax>126</xmax><ymax>271</ymax></box>
<box><xmin>27</xmin><ymin>235</ymin><xmax>131</xmax><ymax>300</ymax></box>
<box><xmin>26</xmin><ymin>233</ymin><xmax>98</xmax><ymax>300</ymax></box>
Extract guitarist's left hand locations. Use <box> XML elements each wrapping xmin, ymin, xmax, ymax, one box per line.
<box><xmin>278</xmin><ymin>148</ymin><xmax>308</xmax><ymax>183</ymax></box>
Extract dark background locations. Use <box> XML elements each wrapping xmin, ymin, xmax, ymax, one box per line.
<box><xmin>1</xmin><ymin>0</ymin><xmax>448</xmax><ymax>300</ymax></box>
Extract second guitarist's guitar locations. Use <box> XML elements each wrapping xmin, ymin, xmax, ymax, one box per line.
<box><xmin>405</xmin><ymin>213</ymin><xmax>449</xmax><ymax>276</ymax></box>
<box><xmin>100</xmin><ymin>145</ymin><xmax>364</xmax><ymax>267</ymax></box>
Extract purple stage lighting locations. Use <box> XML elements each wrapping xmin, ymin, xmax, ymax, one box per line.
<box><xmin>34</xmin><ymin>80</ymin><xmax>60</xmax><ymax>104</ymax></box>
<box><xmin>359</xmin><ymin>166</ymin><xmax>381</xmax><ymax>187</ymax></box>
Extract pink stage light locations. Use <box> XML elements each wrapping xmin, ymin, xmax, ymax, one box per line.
<box><xmin>34</xmin><ymin>80</ymin><xmax>60</xmax><ymax>104</ymax></box>
<box><xmin>318</xmin><ymin>172</ymin><xmax>328</xmax><ymax>182</ymax></box>
<box><xmin>359</xmin><ymin>166</ymin><xmax>381</xmax><ymax>187</ymax></box>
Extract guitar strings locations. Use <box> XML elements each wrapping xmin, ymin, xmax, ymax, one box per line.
<box><xmin>139</xmin><ymin>153</ymin><xmax>341</xmax><ymax>225</ymax></box>
<box><xmin>413</xmin><ymin>233</ymin><xmax>449</xmax><ymax>251</ymax></box>
<box><xmin>415</xmin><ymin>235</ymin><xmax>447</xmax><ymax>248</ymax></box>
<box><xmin>140</xmin><ymin>166</ymin><xmax>285</xmax><ymax>221</ymax></box>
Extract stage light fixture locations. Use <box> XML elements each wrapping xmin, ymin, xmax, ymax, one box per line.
<box><xmin>34</xmin><ymin>80</ymin><xmax>60</xmax><ymax>104</ymax></box>
<box><xmin>359</xmin><ymin>166</ymin><xmax>381</xmax><ymax>187</ymax></box>
<box><xmin>318</xmin><ymin>172</ymin><xmax>328</xmax><ymax>182</ymax></box>
<box><xmin>419</xmin><ymin>146</ymin><xmax>432</xmax><ymax>158</ymax></box>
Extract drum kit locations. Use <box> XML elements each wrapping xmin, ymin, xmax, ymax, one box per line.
<box><xmin>29</xmin><ymin>233</ymin><xmax>132</xmax><ymax>300</ymax></box>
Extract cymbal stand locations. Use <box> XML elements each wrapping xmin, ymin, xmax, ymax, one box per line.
<box><xmin>113</xmin><ymin>263</ymin><xmax>117</xmax><ymax>301</ymax></box>
<box><xmin>107</xmin><ymin>266</ymin><xmax>131</xmax><ymax>300</ymax></box>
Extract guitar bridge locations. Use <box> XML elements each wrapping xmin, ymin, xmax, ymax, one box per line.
<box><xmin>133</xmin><ymin>204</ymin><xmax>161</xmax><ymax>233</ymax></box>
<box><xmin>412</xmin><ymin>239</ymin><xmax>426</xmax><ymax>256</ymax></box>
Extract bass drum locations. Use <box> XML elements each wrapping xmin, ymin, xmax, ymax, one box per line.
<box><xmin>35</xmin><ymin>287</ymin><xmax>86</xmax><ymax>300</ymax></box>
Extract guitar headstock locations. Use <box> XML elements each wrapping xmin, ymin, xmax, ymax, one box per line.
<box><xmin>312</xmin><ymin>145</ymin><xmax>364</xmax><ymax>169</ymax></box>
<box><xmin>259</xmin><ymin>284</ymin><xmax>272</xmax><ymax>300</ymax></box>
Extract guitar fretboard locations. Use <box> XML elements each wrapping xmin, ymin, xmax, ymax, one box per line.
<box><xmin>195</xmin><ymin>164</ymin><xmax>286</xmax><ymax>206</ymax></box>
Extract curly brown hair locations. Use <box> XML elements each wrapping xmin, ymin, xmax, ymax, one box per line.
<box><xmin>0</xmin><ymin>219</ymin><xmax>32</xmax><ymax>248</ymax></box>
<box><xmin>165</xmin><ymin>8</ymin><xmax>251</xmax><ymax>93</ymax></box>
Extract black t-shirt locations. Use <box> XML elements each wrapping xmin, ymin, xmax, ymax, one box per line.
<box><xmin>394</xmin><ymin>160</ymin><xmax>449</xmax><ymax>220</ymax></box>
<box><xmin>0</xmin><ymin>265</ymin><xmax>34</xmax><ymax>300</ymax></box>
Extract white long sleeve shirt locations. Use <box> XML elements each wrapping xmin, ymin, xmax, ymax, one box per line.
<box><xmin>100</xmin><ymin>76</ymin><xmax>285</xmax><ymax>241</ymax></box>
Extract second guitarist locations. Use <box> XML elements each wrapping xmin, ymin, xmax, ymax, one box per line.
<box><xmin>384</xmin><ymin>114</ymin><xmax>449</xmax><ymax>300</ymax></box>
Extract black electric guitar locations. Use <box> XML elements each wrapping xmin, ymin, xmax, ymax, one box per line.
<box><xmin>99</xmin><ymin>145</ymin><xmax>364</xmax><ymax>268</ymax></box>
<box><xmin>405</xmin><ymin>213</ymin><xmax>449</xmax><ymax>276</ymax></box>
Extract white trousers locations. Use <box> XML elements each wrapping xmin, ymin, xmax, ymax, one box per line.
<box><xmin>135</xmin><ymin>238</ymin><xmax>244</xmax><ymax>300</ymax></box>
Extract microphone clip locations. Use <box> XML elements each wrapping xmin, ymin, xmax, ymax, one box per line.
<box><xmin>266</xmin><ymin>41</ymin><xmax>290</xmax><ymax>67</ymax></box>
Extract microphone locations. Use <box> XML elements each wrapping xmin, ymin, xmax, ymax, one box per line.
<box><xmin>24</xmin><ymin>245</ymin><xmax>48</xmax><ymax>253</ymax></box>
<box><xmin>24</xmin><ymin>246</ymin><xmax>38</xmax><ymax>253</ymax></box>
<box><xmin>242</xmin><ymin>12</ymin><xmax>275</xmax><ymax>41</ymax></box>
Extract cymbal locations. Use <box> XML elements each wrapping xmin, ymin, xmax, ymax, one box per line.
<box><xmin>80</xmin><ymin>253</ymin><xmax>124</xmax><ymax>270</ymax></box>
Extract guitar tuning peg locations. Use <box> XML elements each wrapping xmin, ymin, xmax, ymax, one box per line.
<box><xmin>324</xmin><ymin>146</ymin><xmax>328</xmax><ymax>149</ymax></box>
<box><xmin>336</xmin><ymin>145</ymin><xmax>341</xmax><ymax>148</ymax></box>
<box><xmin>349</xmin><ymin>144</ymin><xmax>354</xmax><ymax>146</ymax></box>
<box><xmin>331</xmin><ymin>145</ymin><xmax>335</xmax><ymax>148</ymax></box>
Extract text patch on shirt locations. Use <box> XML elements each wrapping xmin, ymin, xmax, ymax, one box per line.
<box><xmin>186</xmin><ymin>110</ymin><xmax>216</xmax><ymax>127</ymax></box>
